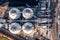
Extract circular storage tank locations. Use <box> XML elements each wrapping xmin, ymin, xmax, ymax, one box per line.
<box><xmin>22</xmin><ymin>8</ymin><xmax>34</xmax><ymax>19</ymax></box>
<box><xmin>22</xmin><ymin>23</ymin><xmax>34</xmax><ymax>34</ymax></box>
<box><xmin>9</xmin><ymin>23</ymin><xmax>21</xmax><ymax>34</ymax></box>
<box><xmin>9</xmin><ymin>8</ymin><xmax>20</xmax><ymax>19</ymax></box>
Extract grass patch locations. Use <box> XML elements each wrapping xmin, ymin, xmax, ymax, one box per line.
<box><xmin>0</xmin><ymin>35</ymin><xmax>9</xmax><ymax>40</ymax></box>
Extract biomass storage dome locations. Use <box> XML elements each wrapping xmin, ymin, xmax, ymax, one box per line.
<box><xmin>9</xmin><ymin>8</ymin><xmax>20</xmax><ymax>19</ymax></box>
<box><xmin>22</xmin><ymin>8</ymin><xmax>34</xmax><ymax>19</ymax></box>
<box><xmin>9</xmin><ymin>23</ymin><xmax>21</xmax><ymax>34</ymax></box>
<box><xmin>22</xmin><ymin>22</ymin><xmax>34</xmax><ymax>34</ymax></box>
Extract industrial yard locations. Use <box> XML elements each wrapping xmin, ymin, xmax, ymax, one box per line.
<box><xmin>0</xmin><ymin>0</ymin><xmax>59</xmax><ymax>40</ymax></box>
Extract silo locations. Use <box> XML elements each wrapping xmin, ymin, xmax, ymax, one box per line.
<box><xmin>9</xmin><ymin>8</ymin><xmax>20</xmax><ymax>19</ymax></box>
<box><xmin>22</xmin><ymin>8</ymin><xmax>34</xmax><ymax>19</ymax></box>
<box><xmin>9</xmin><ymin>23</ymin><xmax>21</xmax><ymax>34</ymax></box>
<box><xmin>22</xmin><ymin>23</ymin><xmax>34</xmax><ymax>34</ymax></box>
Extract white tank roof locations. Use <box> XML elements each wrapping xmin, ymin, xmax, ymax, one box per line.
<box><xmin>22</xmin><ymin>23</ymin><xmax>34</xmax><ymax>34</ymax></box>
<box><xmin>9</xmin><ymin>8</ymin><xmax>20</xmax><ymax>19</ymax></box>
<box><xmin>41</xmin><ymin>18</ymin><xmax>47</xmax><ymax>23</ymax></box>
<box><xmin>58</xmin><ymin>15</ymin><xmax>60</xmax><ymax>19</ymax></box>
<box><xmin>9</xmin><ymin>23</ymin><xmax>21</xmax><ymax>34</ymax></box>
<box><xmin>22</xmin><ymin>8</ymin><xmax>34</xmax><ymax>19</ymax></box>
<box><xmin>58</xmin><ymin>21</ymin><xmax>60</xmax><ymax>26</ymax></box>
<box><xmin>41</xmin><ymin>26</ymin><xmax>47</xmax><ymax>29</ymax></box>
